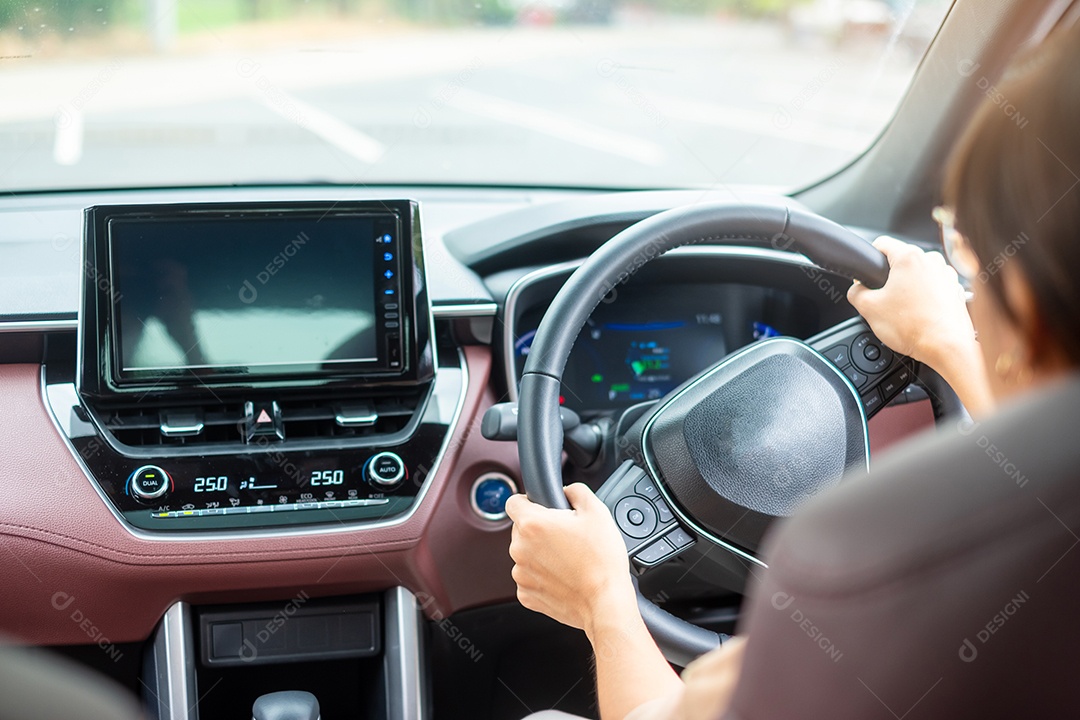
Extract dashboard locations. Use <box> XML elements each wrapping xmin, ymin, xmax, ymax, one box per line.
<box><xmin>0</xmin><ymin>185</ymin><xmax>935</xmax><ymax>658</ymax></box>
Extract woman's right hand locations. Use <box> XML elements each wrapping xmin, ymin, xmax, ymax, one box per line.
<box><xmin>848</xmin><ymin>236</ymin><xmax>993</xmax><ymax>417</ymax></box>
<box><xmin>847</xmin><ymin>236</ymin><xmax>975</xmax><ymax>369</ymax></box>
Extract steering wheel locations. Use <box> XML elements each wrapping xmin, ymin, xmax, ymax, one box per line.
<box><xmin>517</xmin><ymin>201</ymin><xmax>957</xmax><ymax>667</ymax></box>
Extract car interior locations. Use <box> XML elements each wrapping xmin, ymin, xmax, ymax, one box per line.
<box><xmin>0</xmin><ymin>0</ymin><xmax>1075</xmax><ymax>717</ymax></box>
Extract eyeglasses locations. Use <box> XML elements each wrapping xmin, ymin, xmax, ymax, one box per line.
<box><xmin>932</xmin><ymin>205</ymin><xmax>981</xmax><ymax>286</ymax></box>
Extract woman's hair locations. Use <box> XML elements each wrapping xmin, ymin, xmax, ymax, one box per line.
<box><xmin>943</xmin><ymin>21</ymin><xmax>1080</xmax><ymax>363</ymax></box>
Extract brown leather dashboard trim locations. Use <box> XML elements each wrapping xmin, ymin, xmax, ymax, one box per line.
<box><xmin>0</xmin><ymin>348</ymin><xmax>507</xmax><ymax>645</ymax></box>
<box><xmin>0</xmin><ymin>349</ymin><xmax>933</xmax><ymax>646</ymax></box>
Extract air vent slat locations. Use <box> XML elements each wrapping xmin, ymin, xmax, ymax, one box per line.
<box><xmin>99</xmin><ymin>390</ymin><xmax>423</xmax><ymax>449</ymax></box>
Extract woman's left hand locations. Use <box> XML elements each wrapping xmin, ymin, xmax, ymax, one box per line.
<box><xmin>506</xmin><ymin>483</ymin><xmax>638</xmax><ymax>637</ymax></box>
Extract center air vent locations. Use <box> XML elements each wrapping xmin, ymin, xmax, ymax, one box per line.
<box><xmin>96</xmin><ymin>390</ymin><xmax>425</xmax><ymax>449</ymax></box>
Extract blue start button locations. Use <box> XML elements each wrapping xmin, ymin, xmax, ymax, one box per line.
<box><xmin>470</xmin><ymin>473</ymin><xmax>517</xmax><ymax>521</ymax></box>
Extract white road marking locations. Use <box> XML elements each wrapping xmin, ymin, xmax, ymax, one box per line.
<box><xmin>52</xmin><ymin>107</ymin><xmax>84</xmax><ymax>165</ymax></box>
<box><xmin>447</xmin><ymin>88</ymin><xmax>667</xmax><ymax>166</ymax></box>
<box><xmin>257</xmin><ymin>90</ymin><xmax>385</xmax><ymax>164</ymax></box>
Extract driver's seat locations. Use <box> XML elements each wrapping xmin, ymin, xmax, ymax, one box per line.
<box><xmin>523</xmin><ymin>375</ymin><xmax>1080</xmax><ymax>720</ymax></box>
<box><xmin>727</xmin><ymin>373</ymin><xmax>1080</xmax><ymax>718</ymax></box>
<box><xmin>0</xmin><ymin>642</ymin><xmax>142</xmax><ymax>720</ymax></box>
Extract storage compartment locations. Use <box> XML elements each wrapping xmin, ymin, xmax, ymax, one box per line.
<box><xmin>191</xmin><ymin>595</ymin><xmax>388</xmax><ymax>719</ymax></box>
<box><xmin>196</xmin><ymin>655</ymin><xmax>386</xmax><ymax>719</ymax></box>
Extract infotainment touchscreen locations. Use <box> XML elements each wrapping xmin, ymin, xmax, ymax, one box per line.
<box><xmin>79</xmin><ymin>201</ymin><xmax>432</xmax><ymax>397</ymax></box>
<box><xmin>111</xmin><ymin>215</ymin><xmax>380</xmax><ymax>375</ymax></box>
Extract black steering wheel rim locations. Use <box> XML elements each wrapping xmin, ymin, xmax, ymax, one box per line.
<box><xmin>517</xmin><ymin>200</ymin><xmax>891</xmax><ymax>665</ymax></box>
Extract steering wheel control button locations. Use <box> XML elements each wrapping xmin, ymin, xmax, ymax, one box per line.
<box><xmin>366</xmin><ymin>452</ymin><xmax>406</xmax><ymax>487</ymax></box>
<box><xmin>634</xmin><ymin>476</ymin><xmax>661</xmax><ymax>500</ymax></box>
<box><xmin>665</xmin><ymin>526</ymin><xmax>695</xmax><ymax>549</ymax></box>
<box><xmin>633</xmin><ymin>538</ymin><xmax>676</xmax><ymax>567</ymax></box>
<box><xmin>824</xmin><ymin>344</ymin><xmax>850</xmax><ymax>368</ymax></box>
<box><xmin>842</xmin><ymin>366</ymin><xmax>868</xmax><ymax>389</ymax></box>
<box><xmin>852</xmin><ymin>333</ymin><xmax>893</xmax><ymax>374</ymax></box>
<box><xmin>861</xmin><ymin>388</ymin><xmax>884</xmax><ymax>414</ymax></box>
<box><xmin>470</xmin><ymin>473</ymin><xmax>517</xmax><ymax>521</ymax></box>
<box><xmin>880</xmin><ymin>365</ymin><xmax>914</xmax><ymax>399</ymax></box>
<box><xmin>128</xmin><ymin>465</ymin><xmax>171</xmax><ymax>501</ymax></box>
<box><xmin>652</xmin><ymin>497</ymin><xmax>675</xmax><ymax>525</ymax></box>
<box><xmin>615</xmin><ymin>496</ymin><xmax>657</xmax><ymax>539</ymax></box>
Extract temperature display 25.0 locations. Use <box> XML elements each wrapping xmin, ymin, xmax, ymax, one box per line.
<box><xmin>193</xmin><ymin>476</ymin><xmax>228</xmax><ymax>493</ymax></box>
<box><xmin>311</xmin><ymin>469</ymin><xmax>345</xmax><ymax>486</ymax></box>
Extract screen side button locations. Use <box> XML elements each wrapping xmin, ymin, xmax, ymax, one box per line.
<box><xmin>386</xmin><ymin>333</ymin><xmax>401</xmax><ymax>368</ymax></box>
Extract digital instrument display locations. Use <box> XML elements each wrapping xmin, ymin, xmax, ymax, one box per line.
<box><xmin>79</xmin><ymin>201</ymin><xmax>431</xmax><ymax>397</ymax></box>
<box><xmin>515</xmin><ymin>283</ymin><xmax>818</xmax><ymax>411</ymax></box>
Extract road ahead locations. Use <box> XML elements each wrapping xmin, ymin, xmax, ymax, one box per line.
<box><xmin>0</xmin><ymin>17</ymin><xmax>921</xmax><ymax>192</ymax></box>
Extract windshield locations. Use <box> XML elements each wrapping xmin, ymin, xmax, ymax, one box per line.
<box><xmin>0</xmin><ymin>0</ymin><xmax>952</xmax><ymax>192</ymax></box>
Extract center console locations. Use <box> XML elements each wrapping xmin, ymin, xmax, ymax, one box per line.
<box><xmin>143</xmin><ymin>589</ymin><xmax>425</xmax><ymax>720</ymax></box>
<box><xmin>44</xmin><ymin>200</ymin><xmax>464</xmax><ymax>534</ymax></box>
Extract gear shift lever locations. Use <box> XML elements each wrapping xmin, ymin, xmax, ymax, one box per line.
<box><xmin>251</xmin><ymin>691</ymin><xmax>320</xmax><ymax>720</ymax></box>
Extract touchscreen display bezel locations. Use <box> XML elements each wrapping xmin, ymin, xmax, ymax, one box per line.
<box><xmin>78</xmin><ymin>200</ymin><xmax>434</xmax><ymax>399</ymax></box>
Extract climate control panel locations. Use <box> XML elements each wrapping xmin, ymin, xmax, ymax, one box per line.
<box><xmin>131</xmin><ymin>451</ymin><xmax>411</xmax><ymax>522</ymax></box>
<box><xmin>44</xmin><ymin>355</ymin><xmax>467</xmax><ymax>534</ymax></box>
<box><xmin>81</xmin><ymin>435</ymin><xmax>442</xmax><ymax>532</ymax></box>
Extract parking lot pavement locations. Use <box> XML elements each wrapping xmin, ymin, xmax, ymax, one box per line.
<box><xmin>0</xmin><ymin>18</ymin><xmax>916</xmax><ymax>190</ymax></box>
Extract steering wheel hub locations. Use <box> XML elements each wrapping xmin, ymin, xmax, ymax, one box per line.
<box><xmin>641</xmin><ymin>337</ymin><xmax>869</xmax><ymax>556</ymax></box>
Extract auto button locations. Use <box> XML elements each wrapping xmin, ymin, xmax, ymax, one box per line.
<box><xmin>366</xmin><ymin>452</ymin><xmax>406</xmax><ymax>488</ymax></box>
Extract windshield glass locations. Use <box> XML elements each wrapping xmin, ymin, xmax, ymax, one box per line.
<box><xmin>0</xmin><ymin>0</ymin><xmax>952</xmax><ymax>192</ymax></box>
